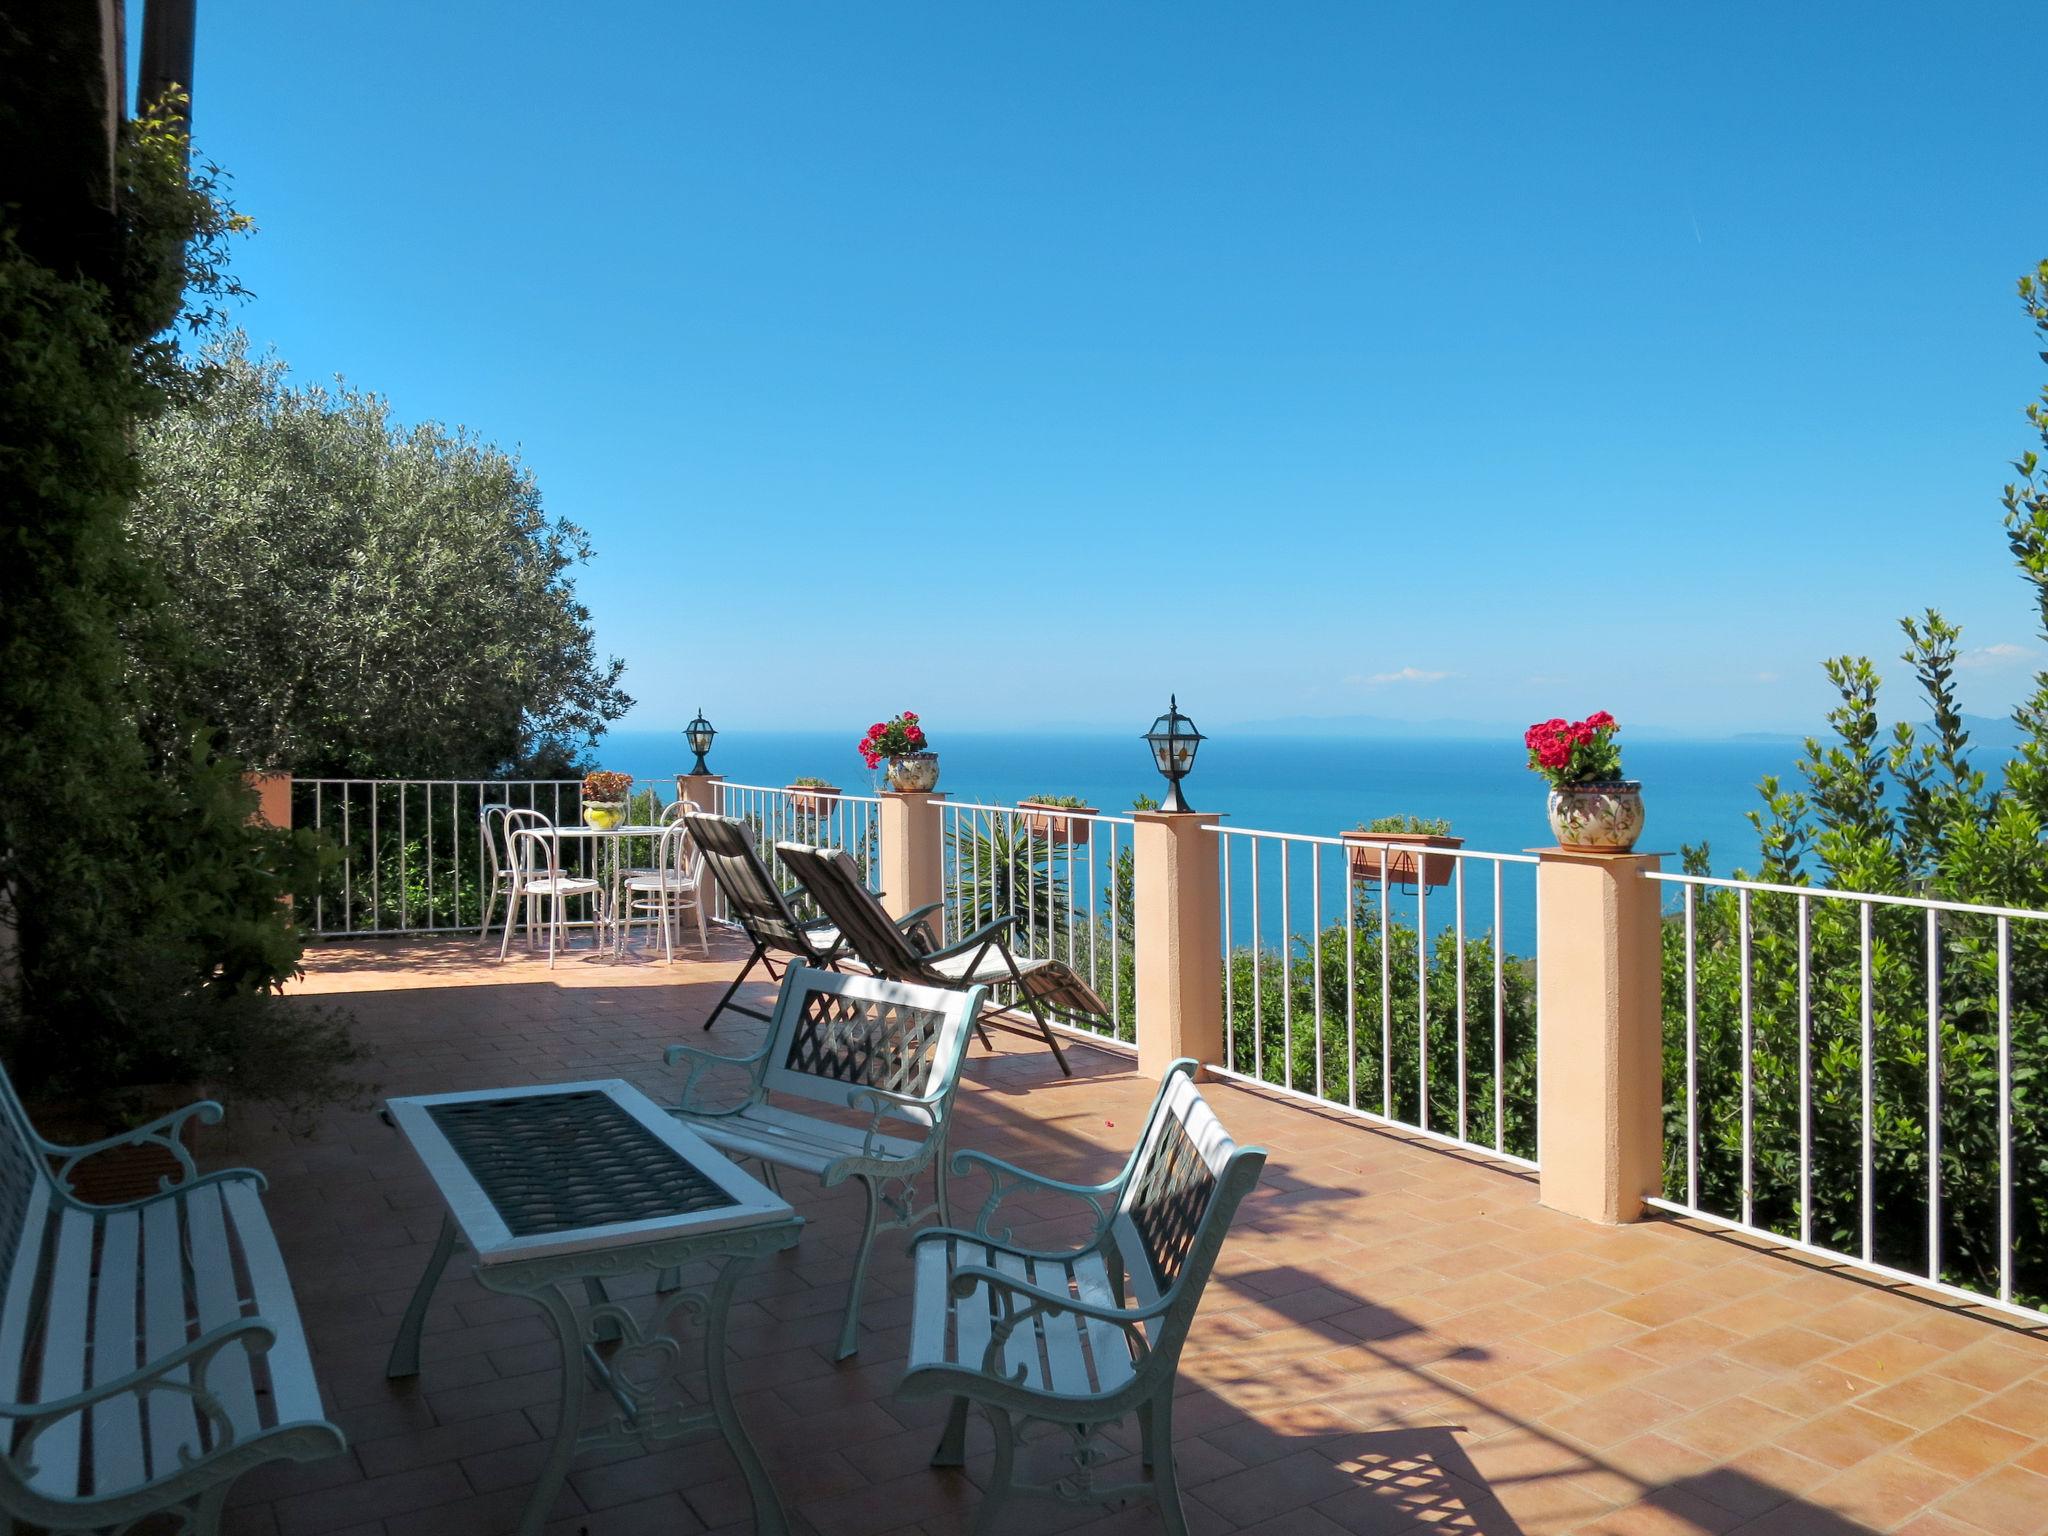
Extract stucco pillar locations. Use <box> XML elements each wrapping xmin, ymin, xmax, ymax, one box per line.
<box><xmin>1534</xmin><ymin>847</ymin><xmax>1665</xmax><ymax>1223</ymax></box>
<box><xmin>244</xmin><ymin>771</ymin><xmax>291</xmax><ymax>830</ymax></box>
<box><xmin>675</xmin><ymin>773</ymin><xmax>723</xmax><ymax>817</ymax></box>
<box><xmin>878</xmin><ymin>791</ymin><xmax>946</xmax><ymax>926</ymax></box>
<box><xmin>1132</xmin><ymin>811</ymin><xmax>1224</xmax><ymax>1079</ymax></box>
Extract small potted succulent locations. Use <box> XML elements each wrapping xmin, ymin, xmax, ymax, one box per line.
<box><xmin>580</xmin><ymin>768</ymin><xmax>633</xmax><ymax>829</ymax></box>
<box><xmin>859</xmin><ymin>711</ymin><xmax>939</xmax><ymax>792</ymax></box>
<box><xmin>1018</xmin><ymin>793</ymin><xmax>1097</xmax><ymax>845</ymax></box>
<box><xmin>1342</xmin><ymin>815</ymin><xmax>1463</xmax><ymax>887</ymax></box>
<box><xmin>786</xmin><ymin>776</ymin><xmax>841</xmax><ymax>816</ymax></box>
<box><xmin>1525</xmin><ymin>711</ymin><xmax>1643</xmax><ymax>851</ymax></box>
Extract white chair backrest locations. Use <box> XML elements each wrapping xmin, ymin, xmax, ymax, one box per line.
<box><xmin>509</xmin><ymin>825</ymin><xmax>571</xmax><ymax>880</ymax></box>
<box><xmin>660</xmin><ymin>796</ymin><xmax>700</xmax><ymax>826</ymax></box>
<box><xmin>1109</xmin><ymin>1069</ymin><xmax>1250</xmax><ymax>1312</ymax></box>
<box><xmin>483</xmin><ymin>805</ymin><xmax>553</xmax><ymax>879</ymax></box>
<box><xmin>759</xmin><ymin>965</ymin><xmax>983</xmax><ymax>1126</ymax></box>
<box><xmin>652</xmin><ymin>819</ymin><xmax>702</xmax><ymax>883</ymax></box>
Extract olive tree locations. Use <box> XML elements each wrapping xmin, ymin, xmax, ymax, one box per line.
<box><xmin>132</xmin><ymin>339</ymin><xmax>633</xmax><ymax>779</ymax></box>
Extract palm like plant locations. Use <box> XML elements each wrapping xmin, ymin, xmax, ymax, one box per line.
<box><xmin>947</xmin><ymin>818</ymin><xmax>1072</xmax><ymax>955</ymax></box>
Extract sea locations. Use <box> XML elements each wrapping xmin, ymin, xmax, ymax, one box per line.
<box><xmin>596</xmin><ymin>728</ymin><xmax>1806</xmax><ymax>955</ymax></box>
<box><xmin>597</xmin><ymin>727</ymin><xmax>1800</xmax><ymax>871</ymax></box>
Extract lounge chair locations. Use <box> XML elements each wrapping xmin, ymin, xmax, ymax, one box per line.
<box><xmin>777</xmin><ymin>840</ymin><xmax>1112</xmax><ymax>1077</ymax></box>
<box><xmin>683</xmin><ymin>811</ymin><xmax>946</xmax><ymax>1035</ymax></box>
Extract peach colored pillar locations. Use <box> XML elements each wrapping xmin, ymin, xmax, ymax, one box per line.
<box><xmin>1534</xmin><ymin>847</ymin><xmax>1665</xmax><ymax>1223</ymax></box>
<box><xmin>1132</xmin><ymin>811</ymin><xmax>1224</xmax><ymax>1080</ymax></box>
<box><xmin>675</xmin><ymin>773</ymin><xmax>723</xmax><ymax>816</ymax></box>
<box><xmin>244</xmin><ymin>771</ymin><xmax>291</xmax><ymax>829</ymax></box>
<box><xmin>878</xmin><ymin>791</ymin><xmax>946</xmax><ymax>926</ymax></box>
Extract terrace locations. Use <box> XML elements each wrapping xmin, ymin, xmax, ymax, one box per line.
<box><xmin>210</xmin><ymin>773</ymin><xmax>2048</xmax><ymax>1536</ymax></box>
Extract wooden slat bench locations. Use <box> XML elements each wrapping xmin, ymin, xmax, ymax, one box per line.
<box><xmin>0</xmin><ymin>1065</ymin><xmax>345</xmax><ymax>1534</ymax></box>
<box><xmin>665</xmin><ymin>963</ymin><xmax>988</xmax><ymax>1360</ymax></box>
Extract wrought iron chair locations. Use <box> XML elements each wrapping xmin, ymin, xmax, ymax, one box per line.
<box><xmin>776</xmin><ymin>840</ymin><xmax>1109</xmax><ymax>1077</ymax></box>
<box><xmin>665</xmin><ymin>964</ymin><xmax>987</xmax><ymax>1359</ymax></box>
<box><xmin>899</xmin><ymin>1058</ymin><xmax>1265</xmax><ymax>1535</ymax></box>
<box><xmin>683</xmin><ymin>811</ymin><xmax>937</xmax><ymax>1033</ymax></box>
<box><xmin>617</xmin><ymin>819</ymin><xmax>710</xmax><ymax>962</ymax></box>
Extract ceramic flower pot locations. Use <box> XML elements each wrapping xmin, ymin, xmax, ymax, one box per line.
<box><xmin>582</xmin><ymin>801</ymin><xmax>627</xmax><ymax>830</ymax></box>
<box><xmin>1546</xmin><ymin>781</ymin><xmax>1644</xmax><ymax>852</ymax></box>
<box><xmin>885</xmin><ymin>752</ymin><xmax>941</xmax><ymax>793</ymax></box>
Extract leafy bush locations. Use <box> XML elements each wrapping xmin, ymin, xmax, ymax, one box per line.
<box><xmin>0</xmin><ymin>96</ymin><xmax>361</xmax><ymax>1117</ymax></box>
<box><xmin>1666</xmin><ymin>261</ymin><xmax>2048</xmax><ymax>1305</ymax></box>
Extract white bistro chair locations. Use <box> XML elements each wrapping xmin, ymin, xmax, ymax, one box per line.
<box><xmin>617</xmin><ymin>818</ymin><xmax>710</xmax><ymax>962</ymax></box>
<box><xmin>478</xmin><ymin>805</ymin><xmax>552</xmax><ymax>949</ymax></box>
<box><xmin>502</xmin><ymin>826</ymin><xmax>606</xmax><ymax>967</ymax></box>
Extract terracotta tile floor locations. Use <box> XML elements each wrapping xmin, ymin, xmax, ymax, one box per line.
<box><xmin>209</xmin><ymin>932</ymin><xmax>2048</xmax><ymax>1535</ymax></box>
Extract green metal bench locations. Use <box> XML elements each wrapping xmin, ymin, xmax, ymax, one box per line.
<box><xmin>0</xmin><ymin>1064</ymin><xmax>344</xmax><ymax>1535</ymax></box>
<box><xmin>664</xmin><ymin>963</ymin><xmax>988</xmax><ymax>1360</ymax></box>
<box><xmin>898</xmin><ymin>1059</ymin><xmax>1265</xmax><ymax>1535</ymax></box>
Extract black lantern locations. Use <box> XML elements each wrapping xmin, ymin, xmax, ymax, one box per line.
<box><xmin>684</xmin><ymin>709</ymin><xmax>716</xmax><ymax>775</ymax></box>
<box><xmin>1143</xmin><ymin>695</ymin><xmax>1205</xmax><ymax>813</ymax></box>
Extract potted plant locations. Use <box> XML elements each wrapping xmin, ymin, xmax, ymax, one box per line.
<box><xmin>1525</xmin><ymin>711</ymin><xmax>1644</xmax><ymax>851</ymax></box>
<box><xmin>1018</xmin><ymin>793</ymin><xmax>1098</xmax><ymax>845</ymax></box>
<box><xmin>786</xmin><ymin>776</ymin><xmax>841</xmax><ymax>816</ymax></box>
<box><xmin>580</xmin><ymin>768</ymin><xmax>633</xmax><ymax>829</ymax></box>
<box><xmin>859</xmin><ymin>711</ymin><xmax>939</xmax><ymax>792</ymax></box>
<box><xmin>1341</xmin><ymin>815</ymin><xmax>1463</xmax><ymax>887</ymax></box>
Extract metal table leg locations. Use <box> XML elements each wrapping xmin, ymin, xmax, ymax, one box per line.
<box><xmin>468</xmin><ymin>1219</ymin><xmax>801</xmax><ymax>1536</ymax></box>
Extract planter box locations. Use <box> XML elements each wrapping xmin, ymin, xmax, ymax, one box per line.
<box><xmin>1341</xmin><ymin>830</ymin><xmax>1464</xmax><ymax>888</ymax></box>
<box><xmin>787</xmin><ymin>784</ymin><xmax>841</xmax><ymax>817</ymax></box>
<box><xmin>1018</xmin><ymin>801</ymin><xmax>1097</xmax><ymax>845</ymax></box>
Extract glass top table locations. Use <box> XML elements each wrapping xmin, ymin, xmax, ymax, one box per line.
<box><xmin>386</xmin><ymin>1080</ymin><xmax>802</xmax><ymax>1536</ymax></box>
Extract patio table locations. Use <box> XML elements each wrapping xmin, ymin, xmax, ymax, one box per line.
<box><xmin>384</xmin><ymin>1079</ymin><xmax>802</xmax><ymax>1536</ymax></box>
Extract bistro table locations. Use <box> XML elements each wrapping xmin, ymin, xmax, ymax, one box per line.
<box><xmin>385</xmin><ymin>1079</ymin><xmax>802</xmax><ymax>1536</ymax></box>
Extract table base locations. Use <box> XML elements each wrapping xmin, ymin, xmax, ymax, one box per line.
<box><xmin>388</xmin><ymin>1212</ymin><xmax>802</xmax><ymax>1536</ymax></box>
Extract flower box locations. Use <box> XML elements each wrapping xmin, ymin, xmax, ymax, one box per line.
<box><xmin>1341</xmin><ymin>830</ymin><xmax>1464</xmax><ymax>888</ymax></box>
<box><xmin>1018</xmin><ymin>800</ymin><xmax>1097</xmax><ymax>845</ymax></box>
<box><xmin>786</xmin><ymin>783</ymin><xmax>841</xmax><ymax>817</ymax></box>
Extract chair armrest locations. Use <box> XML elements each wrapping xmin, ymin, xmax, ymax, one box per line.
<box><xmin>947</xmin><ymin>1144</ymin><xmax>1127</xmax><ymax>1242</ymax></box>
<box><xmin>925</xmin><ymin>915</ymin><xmax>1019</xmax><ymax>964</ymax></box>
<box><xmin>898</xmin><ymin>901</ymin><xmax>944</xmax><ymax>930</ymax></box>
<box><xmin>664</xmin><ymin>1037</ymin><xmax>774</xmax><ymax>1116</ymax></box>
<box><xmin>39</xmin><ymin>1100</ymin><xmax>223</xmax><ymax>1198</ymax></box>
<box><xmin>942</xmin><ymin>1261</ymin><xmax>1164</xmax><ymax>1378</ymax></box>
<box><xmin>845</xmin><ymin>1084</ymin><xmax>942</xmax><ymax>1132</ymax></box>
<box><xmin>0</xmin><ymin>1316</ymin><xmax>275</xmax><ymax>1430</ymax></box>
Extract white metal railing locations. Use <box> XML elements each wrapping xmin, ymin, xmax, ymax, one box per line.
<box><xmin>302</xmin><ymin>779</ymin><xmax>581</xmax><ymax>935</ymax></box>
<box><xmin>1647</xmin><ymin>869</ymin><xmax>2048</xmax><ymax>1322</ymax></box>
<box><xmin>1207</xmin><ymin>827</ymin><xmax>1541</xmax><ymax>1168</ymax></box>
<box><xmin>709</xmin><ymin>781</ymin><xmax>883</xmax><ymax>926</ymax></box>
<box><xmin>939</xmin><ymin>802</ymin><xmax>1138</xmax><ymax>1041</ymax></box>
<box><xmin>302</xmin><ymin>776</ymin><xmax>693</xmax><ymax>936</ymax></box>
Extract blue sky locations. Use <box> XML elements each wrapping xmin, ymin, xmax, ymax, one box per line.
<box><xmin>171</xmin><ymin>3</ymin><xmax>2045</xmax><ymax>737</ymax></box>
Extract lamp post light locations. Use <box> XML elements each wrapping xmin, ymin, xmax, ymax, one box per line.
<box><xmin>1143</xmin><ymin>695</ymin><xmax>1205</xmax><ymax>813</ymax></box>
<box><xmin>684</xmin><ymin>709</ymin><xmax>717</xmax><ymax>776</ymax></box>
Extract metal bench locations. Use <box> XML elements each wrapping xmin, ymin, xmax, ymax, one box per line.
<box><xmin>0</xmin><ymin>1064</ymin><xmax>344</xmax><ymax>1535</ymax></box>
<box><xmin>898</xmin><ymin>1059</ymin><xmax>1265</xmax><ymax>1535</ymax></box>
<box><xmin>664</xmin><ymin>964</ymin><xmax>989</xmax><ymax>1361</ymax></box>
